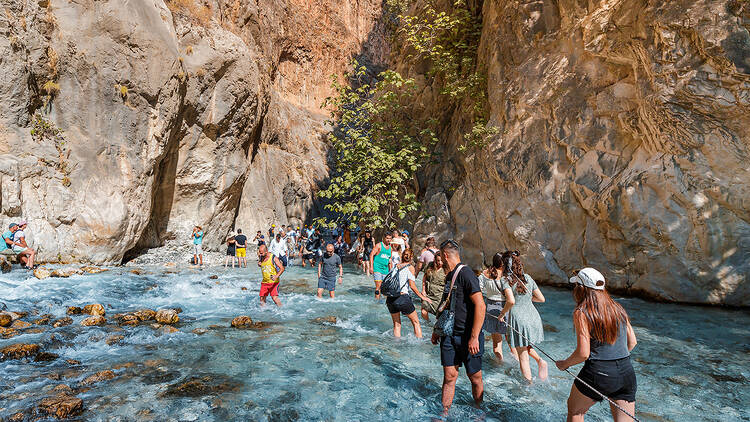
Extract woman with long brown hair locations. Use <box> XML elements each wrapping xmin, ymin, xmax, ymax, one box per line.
<box><xmin>479</xmin><ymin>252</ymin><xmax>515</xmax><ymax>361</ymax></box>
<box><xmin>503</xmin><ymin>251</ymin><xmax>548</xmax><ymax>382</ymax></box>
<box><xmin>556</xmin><ymin>268</ymin><xmax>637</xmax><ymax>422</ymax></box>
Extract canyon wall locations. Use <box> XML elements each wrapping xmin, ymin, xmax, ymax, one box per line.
<box><xmin>413</xmin><ymin>0</ymin><xmax>750</xmax><ymax>305</ymax></box>
<box><xmin>0</xmin><ymin>0</ymin><xmax>386</xmax><ymax>262</ymax></box>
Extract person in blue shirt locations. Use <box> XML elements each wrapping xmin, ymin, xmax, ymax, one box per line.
<box><xmin>192</xmin><ymin>226</ymin><xmax>204</xmax><ymax>266</ymax></box>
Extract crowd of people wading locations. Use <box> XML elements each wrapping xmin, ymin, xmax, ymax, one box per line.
<box><xmin>189</xmin><ymin>223</ymin><xmax>639</xmax><ymax>421</ymax></box>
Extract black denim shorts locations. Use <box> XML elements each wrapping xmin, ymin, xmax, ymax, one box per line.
<box><xmin>575</xmin><ymin>357</ymin><xmax>637</xmax><ymax>402</ymax></box>
<box><xmin>386</xmin><ymin>294</ymin><xmax>416</xmax><ymax>315</ymax></box>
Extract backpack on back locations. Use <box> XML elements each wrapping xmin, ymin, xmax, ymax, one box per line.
<box><xmin>381</xmin><ymin>266</ymin><xmax>407</xmax><ymax>297</ymax></box>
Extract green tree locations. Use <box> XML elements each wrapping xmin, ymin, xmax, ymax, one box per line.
<box><xmin>317</xmin><ymin>62</ymin><xmax>438</xmax><ymax>229</ymax></box>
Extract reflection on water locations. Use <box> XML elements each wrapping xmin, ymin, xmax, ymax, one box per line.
<box><xmin>1</xmin><ymin>263</ymin><xmax>748</xmax><ymax>421</ymax></box>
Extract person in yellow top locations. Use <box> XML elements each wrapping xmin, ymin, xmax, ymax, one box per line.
<box><xmin>257</xmin><ymin>244</ymin><xmax>284</xmax><ymax>307</ymax></box>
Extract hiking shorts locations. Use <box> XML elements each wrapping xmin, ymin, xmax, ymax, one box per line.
<box><xmin>441</xmin><ymin>332</ymin><xmax>485</xmax><ymax>375</ymax></box>
<box><xmin>318</xmin><ymin>277</ymin><xmax>336</xmax><ymax>291</ymax></box>
<box><xmin>260</xmin><ymin>282</ymin><xmax>280</xmax><ymax>297</ymax></box>
<box><xmin>235</xmin><ymin>248</ymin><xmax>246</xmax><ymax>258</ymax></box>
<box><xmin>575</xmin><ymin>357</ymin><xmax>636</xmax><ymax>402</ymax></box>
<box><xmin>386</xmin><ymin>294</ymin><xmax>416</xmax><ymax>315</ymax></box>
<box><xmin>373</xmin><ymin>272</ymin><xmax>385</xmax><ymax>282</ymax></box>
<box><xmin>193</xmin><ymin>244</ymin><xmax>203</xmax><ymax>255</ymax></box>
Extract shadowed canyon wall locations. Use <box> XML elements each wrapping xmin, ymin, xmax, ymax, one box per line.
<box><xmin>0</xmin><ymin>0</ymin><xmax>387</xmax><ymax>262</ymax></box>
<box><xmin>411</xmin><ymin>0</ymin><xmax>750</xmax><ymax>305</ymax></box>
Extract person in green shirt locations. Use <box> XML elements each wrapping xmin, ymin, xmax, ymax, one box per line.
<box><xmin>369</xmin><ymin>234</ymin><xmax>392</xmax><ymax>300</ymax></box>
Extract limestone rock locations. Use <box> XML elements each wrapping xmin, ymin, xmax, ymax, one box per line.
<box><xmin>80</xmin><ymin>266</ymin><xmax>107</xmax><ymax>274</ymax></box>
<box><xmin>409</xmin><ymin>0</ymin><xmax>750</xmax><ymax>306</ymax></box>
<box><xmin>37</xmin><ymin>393</ymin><xmax>83</xmax><ymax>419</ymax></box>
<box><xmin>0</xmin><ymin>313</ymin><xmax>11</xmax><ymax>327</ymax></box>
<box><xmin>66</xmin><ymin>307</ymin><xmax>82</xmax><ymax>315</ymax></box>
<box><xmin>35</xmin><ymin>352</ymin><xmax>59</xmax><ymax>362</ymax></box>
<box><xmin>82</xmin><ymin>370</ymin><xmax>116</xmax><ymax>385</ymax></box>
<box><xmin>1</xmin><ymin>343</ymin><xmax>40</xmax><ymax>360</ymax></box>
<box><xmin>230</xmin><ymin>316</ymin><xmax>252</xmax><ymax>328</ymax></box>
<box><xmin>159</xmin><ymin>325</ymin><xmax>179</xmax><ymax>335</ymax></box>
<box><xmin>82</xmin><ymin>304</ymin><xmax>106</xmax><ymax>316</ymax></box>
<box><xmin>33</xmin><ymin>314</ymin><xmax>53</xmax><ymax>325</ymax></box>
<box><xmin>10</xmin><ymin>320</ymin><xmax>31</xmax><ymax>330</ymax></box>
<box><xmin>52</xmin><ymin>317</ymin><xmax>73</xmax><ymax>328</ymax></box>
<box><xmin>0</xmin><ymin>327</ymin><xmax>18</xmax><ymax>338</ymax></box>
<box><xmin>133</xmin><ymin>309</ymin><xmax>156</xmax><ymax>321</ymax></box>
<box><xmin>117</xmin><ymin>314</ymin><xmax>139</xmax><ymax>326</ymax></box>
<box><xmin>80</xmin><ymin>315</ymin><xmax>106</xmax><ymax>326</ymax></box>
<box><xmin>155</xmin><ymin>309</ymin><xmax>179</xmax><ymax>325</ymax></box>
<box><xmin>50</xmin><ymin>267</ymin><xmax>82</xmax><ymax>278</ymax></box>
<box><xmin>105</xmin><ymin>335</ymin><xmax>124</xmax><ymax>345</ymax></box>
<box><xmin>34</xmin><ymin>267</ymin><xmax>51</xmax><ymax>279</ymax></box>
<box><xmin>0</xmin><ymin>258</ymin><xmax>10</xmax><ymax>273</ymax></box>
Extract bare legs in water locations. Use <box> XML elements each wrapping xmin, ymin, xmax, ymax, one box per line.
<box><xmin>514</xmin><ymin>345</ymin><xmax>548</xmax><ymax>382</ymax></box>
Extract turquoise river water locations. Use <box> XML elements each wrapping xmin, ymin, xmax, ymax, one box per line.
<box><xmin>1</xmin><ymin>262</ymin><xmax>749</xmax><ymax>421</ymax></box>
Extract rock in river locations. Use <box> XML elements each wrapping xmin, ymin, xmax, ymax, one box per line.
<box><xmin>10</xmin><ymin>320</ymin><xmax>31</xmax><ymax>330</ymax></box>
<box><xmin>82</xmin><ymin>370</ymin><xmax>117</xmax><ymax>385</ymax></box>
<box><xmin>37</xmin><ymin>393</ymin><xmax>83</xmax><ymax>419</ymax></box>
<box><xmin>231</xmin><ymin>316</ymin><xmax>253</xmax><ymax>328</ymax></box>
<box><xmin>50</xmin><ymin>267</ymin><xmax>82</xmax><ymax>278</ymax></box>
<box><xmin>66</xmin><ymin>306</ymin><xmax>82</xmax><ymax>315</ymax></box>
<box><xmin>34</xmin><ymin>267</ymin><xmax>51</xmax><ymax>280</ymax></box>
<box><xmin>52</xmin><ymin>317</ymin><xmax>73</xmax><ymax>328</ymax></box>
<box><xmin>1</xmin><ymin>343</ymin><xmax>40</xmax><ymax>360</ymax></box>
<box><xmin>80</xmin><ymin>315</ymin><xmax>106</xmax><ymax>326</ymax></box>
<box><xmin>0</xmin><ymin>313</ymin><xmax>11</xmax><ymax>327</ymax></box>
<box><xmin>155</xmin><ymin>309</ymin><xmax>179</xmax><ymax>324</ymax></box>
<box><xmin>134</xmin><ymin>309</ymin><xmax>156</xmax><ymax>321</ymax></box>
<box><xmin>82</xmin><ymin>304</ymin><xmax>106</xmax><ymax>316</ymax></box>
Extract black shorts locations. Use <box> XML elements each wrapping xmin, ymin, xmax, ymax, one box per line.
<box><xmin>226</xmin><ymin>248</ymin><xmax>235</xmax><ymax>256</ymax></box>
<box><xmin>303</xmin><ymin>253</ymin><xmax>314</xmax><ymax>260</ymax></box>
<box><xmin>440</xmin><ymin>332</ymin><xmax>484</xmax><ymax>375</ymax></box>
<box><xmin>386</xmin><ymin>294</ymin><xmax>416</xmax><ymax>315</ymax></box>
<box><xmin>575</xmin><ymin>357</ymin><xmax>637</xmax><ymax>402</ymax></box>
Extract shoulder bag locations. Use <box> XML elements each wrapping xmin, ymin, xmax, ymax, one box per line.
<box><xmin>433</xmin><ymin>264</ymin><xmax>465</xmax><ymax>337</ymax></box>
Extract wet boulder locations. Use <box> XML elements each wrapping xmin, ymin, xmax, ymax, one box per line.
<box><xmin>105</xmin><ymin>335</ymin><xmax>124</xmax><ymax>345</ymax></box>
<box><xmin>37</xmin><ymin>393</ymin><xmax>83</xmax><ymax>419</ymax></box>
<box><xmin>80</xmin><ymin>266</ymin><xmax>107</xmax><ymax>274</ymax></box>
<box><xmin>161</xmin><ymin>375</ymin><xmax>241</xmax><ymax>398</ymax></box>
<box><xmin>52</xmin><ymin>317</ymin><xmax>73</xmax><ymax>328</ymax></box>
<box><xmin>155</xmin><ymin>309</ymin><xmax>179</xmax><ymax>324</ymax></box>
<box><xmin>1</xmin><ymin>343</ymin><xmax>40</xmax><ymax>360</ymax></box>
<box><xmin>0</xmin><ymin>313</ymin><xmax>11</xmax><ymax>327</ymax></box>
<box><xmin>82</xmin><ymin>370</ymin><xmax>116</xmax><ymax>385</ymax></box>
<box><xmin>192</xmin><ymin>328</ymin><xmax>208</xmax><ymax>335</ymax></box>
<box><xmin>35</xmin><ymin>352</ymin><xmax>59</xmax><ymax>362</ymax></box>
<box><xmin>209</xmin><ymin>275</ymin><xmax>219</xmax><ymax>280</ymax></box>
<box><xmin>10</xmin><ymin>320</ymin><xmax>31</xmax><ymax>330</ymax></box>
<box><xmin>231</xmin><ymin>316</ymin><xmax>253</xmax><ymax>328</ymax></box>
<box><xmin>66</xmin><ymin>306</ymin><xmax>82</xmax><ymax>315</ymax></box>
<box><xmin>159</xmin><ymin>325</ymin><xmax>179</xmax><ymax>335</ymax></box>
<box><xmin>50</xmin><ymin>267</ymin><xmax>82</xmax><ymax>278</ymax></box>
<box><xmin>33</xmin><ymin>314</ymin><xmax>53</xmax><ymax>325</ymax></box>
<box><xmin>0</xmin><ymin>257</ymin><xmax>10</xmax><ymax>273</ymax></box>
<box><xmin>310</xmin><ymin>316</ymin><xmax>337</xmax><ymax>325</ymax></box>
<box><xmin>80</xmin><ymin>315</ymin><xmax>106</xmax><ymax>326</ymax></box>
<box><xmin>82</xmin><ymin>304</ymin><xmax>106</xmax><ymax>316</ymax></box>
<box><xmin>113</xmin><ymin>313</ymin><xmax>139</xmax><ymax>326</ymax></box>
<box><xmin>34</xmin><ymin>267</ymin><xmax>51</xmax><ymax>279</ymax></box>
<box><xmin>134</xmin><ymin>309</ymin><xmax>156</xmax><ymax>321</ymax></box>
<box><xmin>0</xmin><ymin>327</ymin><xmax>18</xmax><ymax>338</ymax></box>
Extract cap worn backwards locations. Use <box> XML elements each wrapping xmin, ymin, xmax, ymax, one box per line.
<box><xmin>569</xmin><ymin>267</ymin><xmax>606</xmax><ymax>290</ymax></box>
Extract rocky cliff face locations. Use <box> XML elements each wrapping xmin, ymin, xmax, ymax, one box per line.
<box><xmin>0</xmin><ymin>0</ymin><xmax>386</xmax><ymax>262</ymax></box>
<box><xmin>414</xmin><ymin>0</ymin><xmax>750</xmax><ymax>305</ymax></box>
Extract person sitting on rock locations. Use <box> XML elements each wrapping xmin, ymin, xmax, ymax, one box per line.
<box><xmin>12</xmin><ymin>220</ymin><xmax>36</xmax><ymax>269</ymax></box>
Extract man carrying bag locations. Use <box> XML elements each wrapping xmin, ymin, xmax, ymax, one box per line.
<box><xmin>431</xmin><ymin>240</ymin><xmax>486</xmax><ymax>418</ymax></box>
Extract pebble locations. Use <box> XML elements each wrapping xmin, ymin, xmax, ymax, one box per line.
<box><xmin>80</xmin><ymin>315</ymin><xmax>106</xmax><ymax>326</ymax></box>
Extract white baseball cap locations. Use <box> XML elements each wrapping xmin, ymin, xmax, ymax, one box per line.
<box><xmin>569</xmin><ymin>267</ymin><xmax>606</xmax><ymax>290</ymax></box>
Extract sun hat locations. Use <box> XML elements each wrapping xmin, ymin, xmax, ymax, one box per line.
<box><xmin>569</xmin><ymin>267</ymin><xmax>606</xmax><ymax>290</ymax></box>
<box><xmin>18</xmin><ymin>220</ymin><xmax>27</xmax><ymax>226</ymax></box>
<box><xmin>402</xmin><ymin>230</ymin><xmax>409</xmax><ymax>236</ymax></box>
<box><xmin>8</xmin><ymin>223</ymin><xmax>17</xmax><ymax>229</ymax></box>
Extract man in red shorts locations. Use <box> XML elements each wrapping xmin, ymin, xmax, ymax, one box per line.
<box><xmin>257</xmin><ymin>244</ymin><xmax>284</xmax><ymax>306</ymax></box>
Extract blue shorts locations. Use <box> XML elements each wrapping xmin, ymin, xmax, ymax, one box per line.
<box><xmin>318</xmin><ymin>277</ymin><xmax>336</xmax><ymax>291</ymax></box>
<box><xmin>440</xmin><ymin>332</ymin><xmax>485</xmax><ymax>375</ymax></box>
<box><xmin>373</xmin><ymin>272</ymin><xmax>385</xmax><ymax>282</ymax></box>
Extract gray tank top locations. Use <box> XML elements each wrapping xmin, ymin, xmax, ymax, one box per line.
<box><xmin>589</xmin><ymin>321</ymin><xmax>629</xmax><ymax>360</ymax></box>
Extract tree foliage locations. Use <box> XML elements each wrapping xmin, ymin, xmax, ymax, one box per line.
<box><xmin>317</xmin><ymin>62</ymin><xmax>438</xmax><ymax>229</ymax></box>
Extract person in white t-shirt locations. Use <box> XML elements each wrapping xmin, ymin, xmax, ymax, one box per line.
<box><xmin>269</xmin><ymin>233</ymin><xmax>288</xmax><ymax>267</ymax></box>
<box><xmin>385</xmin><ymin>249</ymin><xmax>433</xmax><ymax>338</ymax></box>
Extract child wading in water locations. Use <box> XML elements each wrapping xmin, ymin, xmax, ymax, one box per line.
<box><xmin>503</xmin><ymin>251</ymin><xmax>548</xmax><ymax>382</ymax></box>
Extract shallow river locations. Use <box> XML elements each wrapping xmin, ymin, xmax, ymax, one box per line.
<box><xmin>1</xmin><ymin>263</ymin><xmax>749</xmax><ymax>421</ymax></box>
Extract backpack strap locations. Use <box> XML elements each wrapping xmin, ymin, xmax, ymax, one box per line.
<box><xmin>436</xmin><ymin>264</ymin><xmax>465</xmax><ymax>314</ymax></box>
